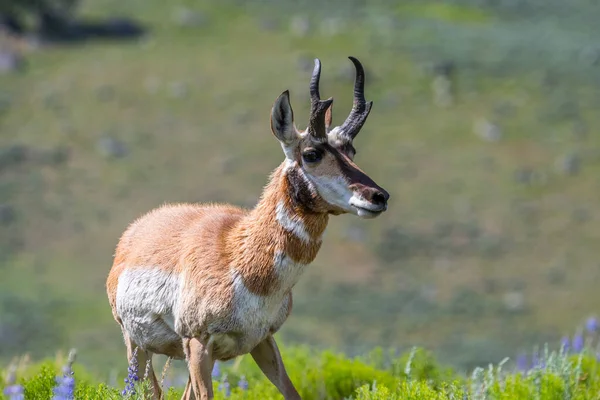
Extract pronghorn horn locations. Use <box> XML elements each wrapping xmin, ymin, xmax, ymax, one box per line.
<box><xmin>338</xmin><ymin>56</ymin><xmax>373</xmax><ymax>140</ymax></box>
<box><xmin>308</xmin><ymin>58</ymin><xmax>333</xmax><ymax>141</ymax></box>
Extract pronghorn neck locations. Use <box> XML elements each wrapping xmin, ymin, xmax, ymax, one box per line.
<box><xmin>227</xmin><ymin>161</ymin><xmax>329</xmax><ymax>296</ymax></box>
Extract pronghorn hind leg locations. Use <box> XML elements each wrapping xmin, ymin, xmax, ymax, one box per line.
<box><xmin>183</xmin><ymin>337</ymin><xmax>214</xmax><ymax>400</ymax></box>
<box><xmin>250</xmin><ymin>335</ymin><xmax>301</xmax><ymax>400</ymax></box>
<box><xmin>124</xmin><ymin>334</ymin><xmax>163</xmax><ymax>400</ymax></box>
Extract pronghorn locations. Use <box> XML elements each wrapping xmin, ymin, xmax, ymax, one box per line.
<box><xmin>106</xmin><ymin>56</ymin><xmax>389</xmax><ymax>400</ymax></box>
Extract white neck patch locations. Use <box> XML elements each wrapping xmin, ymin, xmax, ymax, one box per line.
<box><xmin>275</xmin><ymin>200</ymin><xmax>311</xmax><ymax>243</ymax></box>
<box><xmin>273</xmin><ymin>251</ymin><xmax>307</xmax><ymax>291</ymax></box>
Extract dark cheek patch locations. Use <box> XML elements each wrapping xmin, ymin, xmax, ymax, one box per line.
<box><xmin>286</xmin><ymin>168</ymin><xmax>318</xmax><ymax>210</ymax></box>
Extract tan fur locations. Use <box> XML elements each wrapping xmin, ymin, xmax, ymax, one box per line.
<box><xmin>106</xmin><ymin>164</ymin><xmax>327</xmax><ymax>351</ymax></box>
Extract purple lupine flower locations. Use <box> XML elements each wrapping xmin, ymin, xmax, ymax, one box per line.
<box><xmin>212</xmin><ymin>361</ymin><xmax>221</xmax><ymax>379</ymax></box>
<box><xmin>3</xmin><ymin>366</ymin><xmax>23</xmax><ymax>400</ymax></box>
<box><xmin>52</xmin><ymin>349</ymin><xmax>77</xmax><ymax>400</ymax></box>
<box><xmin>52</xmin><ymin>375</ymin><xmax>75</xmax><ymax>400</ymax></box>
<box><xmin>516</xmin><ymin>353</ymin><xmax>528</xmax><ymax>372</ymax></box>
<box><xmin>573</xmin><ymin>332</ymin><xmax>585</xmax><ymax>353</ymax></box>
<box><xmin>3</xmin><ymin>385</ymin><xmax>24</xmax><ymax>400</ymax></box>
<box><xmin>218</xmin><ymin>374</ymin><xmax>231</xmax><ymax>397</ymax></box>
<box><xmin>238</xmin><ymin>375</ymin><xmax>249</xmax><ymax>390</ymax></box>
<box><xmin>560</xmin><ymin>336</ymin><xmax>570</xmax><ymax>352</ymax></box>
<box><xmin>586</xmin><ymin>316</ymin><xmax>599</xmax><ymax>333</ymax></box>
<box><xmin>122</xmin><ymin>349</ymin><xmax>140</xmax><ymax>397</ymax></box>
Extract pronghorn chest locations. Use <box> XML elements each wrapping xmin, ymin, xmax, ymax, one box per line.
<box><xmin>209</xmin><ymin>253</ymin><xmax>307</xmax><ymax>360</ymax></box>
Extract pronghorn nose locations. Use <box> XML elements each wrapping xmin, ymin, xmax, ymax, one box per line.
<box><xmin>349</xmin><ymin>183</ymin><xmax>390</xmax><ymax>207</ymax></box>
<box><xmin>362</xmin><ymin>186</ymin><xmax>389</xmax><ymax>206</ymax></box>
<box><xmin>372</xmin><ymin>191</ymin><xmax>388</xmax><ymax>206</ymax></box>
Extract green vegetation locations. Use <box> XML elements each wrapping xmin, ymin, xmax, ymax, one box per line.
<box><xmin>3</xmin><ymin>344</ymin><xmax>600</xmax><ymax>399</ymax></box>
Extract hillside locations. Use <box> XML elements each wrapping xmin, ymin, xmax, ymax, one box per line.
<box><xmin>1</xmin><ymin>0</ymin><xmax>600</xmax><ymax>376</ymax></box>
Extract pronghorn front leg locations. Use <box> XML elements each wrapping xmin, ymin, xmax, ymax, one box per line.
<box><xmin>183</xmin><ymin>337</ymin><xmax>214</xmax><ymax>400</ymax></box>
<box><xmin>250</xmin><ymin>335</ymin><xmax>301</xmax><ymax>400</ymax></box>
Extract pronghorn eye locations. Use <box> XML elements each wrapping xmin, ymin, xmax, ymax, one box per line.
<box><xmin>302</xmin><ymin>149</ymin><xmax>322</xmax><ymax>164</ymax></box>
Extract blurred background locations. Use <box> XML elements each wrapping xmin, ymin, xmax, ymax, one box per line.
<box><xmin>1</xmin><ymin>0</ymin><xmax>600</xmax><ymax>378</ymax></box>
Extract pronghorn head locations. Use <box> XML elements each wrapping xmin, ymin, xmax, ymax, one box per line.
<box><xmin>270</xmin><ymin>56</ymin><xmax>389</xmax><ymax>219</ymax></box>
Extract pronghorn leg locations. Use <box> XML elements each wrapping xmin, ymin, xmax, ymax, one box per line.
<box><xmin>250</xmin><ymin>335</ymin><xmax>301</xmax><ymax>400</ymax></box>
<box><xmin>181</xmin><ymin>376</ymin><xmax>195</xmax><ymax>400</ymax></box>
<box><xmin>124</xmin><ymin>334</ymin><xmax>163</xmax><ymax>400</ymax></box>
<box><xmin>183</xmin><ymin>337</ymin><xmax>214</xmax><ymax>400</ymax></box>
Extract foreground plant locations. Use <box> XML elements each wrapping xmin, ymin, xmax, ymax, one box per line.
<box><xmin>51</xmin><ymin>349</ymin><xmax>77</xmax><ymax>400</ymax></box>
<box><xmin>3</xmin><ymin>315</ymin><xmax>600</xmax><ymax>399</ymax></box>
<box><xmin>2</xmin><ymin>364</ymin><xmax>23</xmax><ymax>400</ymax></box>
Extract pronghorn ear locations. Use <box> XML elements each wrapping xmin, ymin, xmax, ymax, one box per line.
<box><xmin>270</xmin><ymin>90</ymin><xmax>297</xmax><ymax>146</ymax></box>
<box><xmin>325</xmin><ymin>102</ymin><xmax>333</xmax><ymax>131</ymax></box>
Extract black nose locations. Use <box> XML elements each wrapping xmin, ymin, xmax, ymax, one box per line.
<box><xmin>371</xmin><ymin>190</ymin><xmax>389</xmax><ymax>206</ymax></box>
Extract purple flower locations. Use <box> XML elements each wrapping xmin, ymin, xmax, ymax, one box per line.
<box><xmin>586</xmin><ymin>316</ymin><xmax>599</xmax><ymax>333</ymax></box>
<box><xmin>122</xmin><ymin>351</ymin><xmax>139</xmax><ymax>397</ymax></box>
<box><xmin>3</xmin><ymin>385</ymin><xmax>24</xmax><ymax>400</ymax></box>
<box><xmin>52</xmin><ymin>375</ymin><xmax>75</xmax><ymax>400</ymax></box>
<box><xmin>516</xmin><ymin>353</ymin><xmax>528</xmax><ymax>372</ymax></box>
<box><xmin>218</xmin><ymin>374</ymin><xmax>230</xmax><ymax>397</ymax></box>
<box><xmin>561</xmin><ymin>336</ymin><xmax>570</xmax><ymax>352</ymax></box>
<box><xmin>212</xmin><ymin>362</ymin><xmax>221</xmax><ymax>379</ymax></box>
<box><xmin>3</xmin><ymin>366</ymin><xmax>22</xmax><ymax>400</ymax></box>
<box><xmin>238</xmin><ymin>375</ymin><xmax>249</xmax><ymax>390</ymax></box>
<box><xmin>52</xmin><ymin>350</ymin><xmax>77</xmax><ymax>400</ymax></box>
<box><xmin>573</xmin><ymin>332</ymin><xmax>584</xmax><ymax>353</ymax></box>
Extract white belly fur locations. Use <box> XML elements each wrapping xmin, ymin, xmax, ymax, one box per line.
<box><xmin>115</xmin><ymin>268</ymin><xmax>182</xmax><ymax>351</ymax></box>
<box><xmin>209</xmin><ymin>270</ymin><xmax>291</xmax><ymax>358</ymax></box>
<box><xmin>116</xmin><ymin>264</ymin><xmax>297</xmax><ymax>359</ymax></box>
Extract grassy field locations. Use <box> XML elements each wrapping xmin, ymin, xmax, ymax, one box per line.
<box><xmin>2</xmin><ymin>0</ymin><xmax>600</xmax><ymax>379</ymax></box>
<box><xmin>3</xmin><ymin>340</ymin><xmax>600</xmax><ymax>400</ymax></box>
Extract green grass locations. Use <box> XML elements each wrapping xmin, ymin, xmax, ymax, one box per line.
<box><xmin>3</xmin><ymin>344</ymin><xmax>600</xmax><ymax>399</ymax></box>
<box><xmin>394</xmin><ymin>2</ymin><xmax>492</xmax><ymax>24</ymax></box>
<box><xmin>2</xmin><ymin>0</ymin><xmax>600</xmax><ymax>374</ymax></box>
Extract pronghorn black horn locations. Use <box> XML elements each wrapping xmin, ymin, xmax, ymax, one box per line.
<box><xmin>338</xmin><ymin>56</ymin><xmax>373</xmax><ymax>140</ymax></box>
<box><xmin>308</xmin><ymin>58</ymin><xmax>333</xmax><ymax>141</ymax></box>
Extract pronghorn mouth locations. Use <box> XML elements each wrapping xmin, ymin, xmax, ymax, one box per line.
<box><xmin>352</xmin><ymin>205</ymin><xmax>385</xmax><ymax>217</ymax></box>
<box><xmin>349</xmin><ymin>199</ymin><xmax>387</xmax><ymax>218</ymax></box>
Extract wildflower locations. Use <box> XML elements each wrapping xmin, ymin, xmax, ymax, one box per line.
<box><xmin>218</xmin><ymin>373</ymin><xmax>231</xmax><ymax>397</ymax></box>
<box><xmin>3</xmin><ymin>365</ymin><xmax>23</xmax><ymax>400</ymax></box>
<box><xmin>516</xmin><ymin>353</ymin><xmax>528</xmax><ymax>372</ymax></box>
<box><xmin>52</xmin><ymin>375</ymin><xmax>75</xmax><ymax>400</ymax></box>
<box><xmin>572</xmin><ymin>332</ymin><xmax>584</xmax><ymax>353</ymax></box>
<box><xmin>238</xmin><ymin>375</ymin><xmax>249</xmax><ymax>390</ymax></box>
<box><xmin>211</xmin><ymin>361</ymin><xmax>221</xmax><ymax>379</ymax></box>
<box><xmin>586</xmin><ymin>316</ymin><xmax>598</xmax><ymax>333</ymax></box>
<box><xmin>122</xmin><ymin>348</ymin><xmax>140</xmax><ymax>397</ymax></box>
<box><xmin>531</xmin><ymin>351</ymin><xmax>546</xmax><ymax>369</ymax></box>
<box><xmin>52</xmin><ymin>348</ymin><xmax>77</xmax><ymax>400</ymax></box>
<box><xmin>560</xmin><ymin>336</ymin><xmax>570</xmax><ymax>352</ymax></box>
<box><xmin>3</xmin><ymin>384</ymin><xmax>24</xmax><ymax>400</ymax></box>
